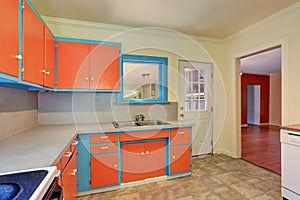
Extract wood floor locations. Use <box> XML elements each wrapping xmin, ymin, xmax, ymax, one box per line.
<box><xmin>241</xmin><ymin>125</ymin><xmax>281</xmax><ymax>175</ymax></box>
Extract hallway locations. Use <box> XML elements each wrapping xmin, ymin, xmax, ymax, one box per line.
<box><xmin>241</xmin><ymin>125</ymin><xmax>281</xmax><ymax>175</ymax></box>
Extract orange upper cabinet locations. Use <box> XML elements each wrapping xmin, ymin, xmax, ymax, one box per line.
<box><xmin>22</xmin><ymin>1</ymin><xmax>55</xmax><ymax>88</ymax></box>
<box><xmin>89</xmin><ymin>44</ymin><xmax>120</xmax><ymax>90</ymax></box>
<box><xmin>57</xmin><ymin>38</ymin><xmax>121</xmax><ymax>91</ymax></box>
<box><xmin>57</xmin><ymin>41</ymin><xmax>90</xmax><ymax>89</ymax></box>
<box><xmin>43</xmin><ymin>26</ymin><xmax>55</xmax><ymax>88</ymax></box>
<box><xmin>0</xmin><ymin>0</ymin><xmax>19</xmax><ymax>77</ymax></box>
<box><xmin>22</xmin><ymin>1</ymin><xmax>44</xmax><ymax>85</ymax></box>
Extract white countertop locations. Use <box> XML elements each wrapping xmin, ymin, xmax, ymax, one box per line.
<box><xmin>0</xmin><ymin>120</ymin><xmax>193</xmax><ymax>173</ymax></box>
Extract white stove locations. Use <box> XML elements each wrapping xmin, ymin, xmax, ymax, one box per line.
<box><xmin>0</xmin><ymin>166</ymin><xmax>59</xmax><ymax>200</ymax></box>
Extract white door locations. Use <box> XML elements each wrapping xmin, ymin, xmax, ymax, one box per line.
<box><xmin>179</xmin><ymin>60</ymin><xmax>213</xmax><ymax>156</ymax></box>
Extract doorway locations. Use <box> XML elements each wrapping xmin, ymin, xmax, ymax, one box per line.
<box><xmin>239</xmin><ymin>46</ymin><xmax>282</xmax><ymax>174</ymax></box>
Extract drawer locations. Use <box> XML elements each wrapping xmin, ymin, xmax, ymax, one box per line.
<box><xmin>90</xmin><ymin>143</ymin><xmax>119</xmax><ymax>154</ymax></box>
<box><xmin>170</xmin><ymin>128</ymin><xmax>190</xmax><ymax>145</ymax></box>
<box><xmin>90</xmin><ymin>133</ymin><xmax>118</xmax><ymax>144</ymax></box>
<box><xmin>120</xmin><ymin>130</ymin><xmax>169</xmax><ymax>142</ymax></box>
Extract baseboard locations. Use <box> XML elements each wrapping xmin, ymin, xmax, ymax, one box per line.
<box><xmin>269</xmin><ymin>123</ymin><xmax>281</xmax><ymax>127</ymax></box>
<box><xmin>241</xmin><ymin>124</ymin><xmax>248</xmax><ymax>128</ymax></box>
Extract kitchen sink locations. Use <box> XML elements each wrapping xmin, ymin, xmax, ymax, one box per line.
<box><xmin>112</xmin><ymin>120</ymin><xmax>170</xmax><ymax>128</ymax></box>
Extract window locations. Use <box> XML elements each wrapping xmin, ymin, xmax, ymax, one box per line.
<box><xmin>117</xmin><ymin>54</ymin><xmax>168</xmax><ymax>104</ymax></box>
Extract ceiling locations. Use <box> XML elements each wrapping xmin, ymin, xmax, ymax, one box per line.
<box><xmin>31</xmin><ymin>0</ymin><xmax>300</xmax><ymax>39</ymax></box>
<box><xmin>240</xmin><ymin>47</ymin><xmax>281</xmax><ymax>75</ymax></box>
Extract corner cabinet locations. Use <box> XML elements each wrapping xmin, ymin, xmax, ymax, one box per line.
<box><xmin>57</xmin><ymin>38</ymin><xmax>121</xmax><ymax>91</ymax></box>
<box><xmin>77</xmin><ymin>126</ymin><xmax>192</xmax><ymax>195</ymax></box>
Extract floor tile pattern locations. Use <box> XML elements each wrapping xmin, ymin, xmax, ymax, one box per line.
<box><xmin>77</xmin><ymin>154</ymin><xmax>281</xmax><ymax>200</ymax></box>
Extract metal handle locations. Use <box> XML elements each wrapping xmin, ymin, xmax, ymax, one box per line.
<box><xmin>172</xmin><ymin>156</ymin><xmax>176</xmax><ymax>159</ymax></box>
<box><xmin>64</xmin><ymin>152</ymin><xmax>72</xmax><ymax>157</ymax></box>
<box><xmin>85</xmin><ymin>77</ymin><xmax>89</xmax><ymax>81</ymax></box>
<box><xmin>15</xmin><ymin>54</ymin><xmax>22</xmax><ymax>60</ymax></box>
<box><xmin>100</xmin><ymin>146</ymin><xmax>109</xmax><ymax>150</ymax></box>
<box><xmin>90</xmin><ymin>77</ymin><xmax>94</xmax><ymax>81</ymax></box>
<box><xmin>45</xmin><ymin>71</ymin><xmax>50</xmax><ymax>75</ymax></box>
<box><xmin>71</xmin><ymin>169</ymin><xmax>77</xmax><ymax>176</ymax></box>
<box><xmin>72</xmin><ymin>141</ymin><xmax>78</xmax><ymax>145</ymax></box>
<box><xmin>141</xmin><ymin>152</ymin><xmax>145</xmax><ymax>155</ymax></box>
<box><xmin>100</xmin><ymin>135</ymin><xmax>108</xmax><ymax>139</ymax></box>
<box><xmin>113</xmin><ymin>164</ymin><xmax>117</xmax><ymax>168</ymax></box>
<box><xmin>178</xmin><ymin>131</ymin><xmax>185</xmax><ymax>135</ymax></box>
<box><xmin>145</xmin><ymin>151</ymin><xmax>149</xmax><ymax>154</ymax></box>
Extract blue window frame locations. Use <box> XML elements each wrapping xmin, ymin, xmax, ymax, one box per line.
<box><xmin>117</xmin><ymin>54</ymin><xmax>168</xmax><ymax>104</ymax></box>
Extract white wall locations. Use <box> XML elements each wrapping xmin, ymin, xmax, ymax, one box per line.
<box><xmin>269</xmin><ymin>72</ymin><xmax>281</xmax><ymax>126</ymax></box>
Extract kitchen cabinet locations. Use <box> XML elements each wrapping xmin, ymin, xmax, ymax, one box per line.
<box><xmin>122</xmin><ymin>140</ymin><xmax>165</xmax><ymax>182</ymax></box>
<box><xmin>90</xmin><ymin>154</ymin><xmax>119</xmax><ymax>188</ymax></box>
<box><xmin>0</xmin><ymin>0</ymin><xmax>19</xmax><ymax>77</ymax></box>
<box><xmin>57</xmin><ymin>39</ymin><xmax>120</xmax><ymax>90</ymax></box>
<box><xmin>56</xmin><ymin>139</ymin><xmax>78</xmax><ymax>200</ymax></box>
<box><xmin>169</xmin><ymin>128</ymin><xmax>191</xmax><ymax>174</ymax></box>
<box><xmin>23</xmin><ymin>1</ymin><xmax>55</xmax><ymax>87</ymax></box>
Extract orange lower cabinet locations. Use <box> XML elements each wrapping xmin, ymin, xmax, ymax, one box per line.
<box><xmin>121</xmin><ymin>142</ymin><xmax>145</xmax><ymax>182</ymax></box>
<box><xmin>90</xmin><ymin>154</ymin><xmax>119</xmax><ymax>188</ymax></box>
<box><xmin>170</xmin><ymin>146</ymin><xmax>191</xmax><ymax>174</ymax></box>
<box><xmin>122</xmin><ymin>141</ymin><xmax>166</xmax><ymax>182</ymax></box>
<box><xmin>143</xmin><ymin>141</ymin><xmax>165</xmax><ymax>179</ymax></box>
<box><xmin>61</xmin><ymin>150</ymin><xmax>77</xmax><ymax>200</ymax></box>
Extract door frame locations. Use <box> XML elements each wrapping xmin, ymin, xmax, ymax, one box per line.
<box><xmin>234</xmin><ymin>40</ymin><xmax>288</xmax><ymax>158</ymax></box>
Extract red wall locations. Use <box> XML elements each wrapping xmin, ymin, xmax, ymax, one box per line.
<box><xmin>241</xmin><ymin>73</ymin><xmax>270</xmax><ymax>125</ymax></box>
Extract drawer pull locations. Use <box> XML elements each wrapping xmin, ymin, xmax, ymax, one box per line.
<box><xmin>71</xmin><ymin>169</ymin><xmax>77</xmax><ymax>176</ymax></box>
<box><xmin>114</xmin><ymin>164</ymin><xmax>118</xmax><ymax>168</ymax></box>
<box><xmin>172</xmin><ymin>156</ymin><xmax>176</xmax><ymax>159</ymax></box>
<box><xmin>64</xmin><ymin>152</ymin><xmax>72</xmax><ymax>157</ymax></box>
<box><xmin>178</xmin><ymin>131</ymin><xmax>185</xmax><ymax>135</ymax></box>
<box><xmin>72</xmin><ymin>141</ymin><xmax>78</xmax><ymax>145</ymax></box>
<box><xmin>100</xmin><ymin>146</ymin><xmax>109</xmax><ymax>150</ymax></box>
<box><xmin>100</xmin><ymin>136</ymin><xmax>108</xmax><ymax>139</ymax></box>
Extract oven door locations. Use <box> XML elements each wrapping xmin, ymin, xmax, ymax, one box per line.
<box><xmin>282</xmin><ymin>142</ymin><xmax>300</xmax><ymax>199</ymax></box>
<box><xmin>42</xmin><ymin>177</ymin><xmax>63</xmax><ymax>200</ymax></box>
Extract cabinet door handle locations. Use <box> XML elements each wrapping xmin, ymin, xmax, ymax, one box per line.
<box><xmin>45</xmin><ymin>71</ymin><xmax>50</xmax><ymax>75</ymax></box>
<box><xmin>178</xmin><ymin>131</ymin><xmax>185</xmax><ymax>135</ymax></box>
<box><xmin>72</xmin><ymin>141</ymin><xmax>78</xmax><ymax>145</ymax></box>
<box><xmin>64</xmin><ymin>152</ymin><xmax>72</xmax><ymax>157</ymax></box>
<box><xmin>145</xmin><ymin>151</ymin><xmax>149</xmax><ymax>154</ymax></box>
<box><xmin>71</xmin><ymin>169</ymin><xmax>77</xmax><ymax>176</ymax></box>
<box><xmin>172</xmin><ymin>156</ymin><xmax>176</xmax><ymax>159</ymax></box>
<box><xmin>100</xmin><ymin>136</ymin><xmax>108</xmax><ymax>139</ymax></box>
<box><xmin>141</xmin><ymin>152</ymin><xmax>145</xmax><ymax>155</ymax></box>
<box><xmin>113</xmin><ymin>164</ymin><xmax>118</xmax><ymax>168</ymax></box>
<box><xmin>90</xmin><ymin>77</ymin><xmax>94</xmax><ymax>81</ymax></box>
<box><xmin>100</xmin><ymin>146</ymin><xmax>109</xmax><ymax>150</ymax></box>
<box><xmin>15</xmin><ymin>54</ymin><xmax>22</xmax><ymax>60</ymax></box>
<box><xmin>85</xmin><ymin>77</ymin><xmax>89</xmax><ymax>81</ymax></box>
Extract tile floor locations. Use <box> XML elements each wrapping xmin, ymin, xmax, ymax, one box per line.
<box><xmin>77</xmin><ymin>154</ymin><xmax>281</xmax><ymax>200</ymax></box>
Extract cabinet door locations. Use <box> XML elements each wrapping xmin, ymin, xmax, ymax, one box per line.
<box><xmin>22</xmin><ymin>1</ymin><xmax>44</xmax><ymax>85</ymax></box>
<box><xmin>89</xmin><ymin>44</ymin><xmax>120</xmax><ymax>90</ymax></box>
<box><xmin>170</xmin><ymin>146</ymin><xmax>191</xmax><ymax>174</ymax></box>
<box><xmin>122</xmin><ymin>141</ymin><xmax>166</xmax><ymax>182</ymax></box>
<box><xmin>143</xmin><ymin>140</ymin><xmax>165</xmax><ymax>179</ymax></box>
<box><xmin>122</xmin><ymin>142</ymin><xmax>145</xmax><ymax>182</ymax></box>
<box><xmin>57</xmin><ymin>41</ymin><xmax>89</xmax><ymax>89</ymax></box>
<box><xmin>43</xmin><ymin>26</ymin><xmax>55</xmax><ymax>88</ymax></box>
<box><xmin>0</xmin><ymin>0</ymin><xmax>19</xmax><ymax>77</ymax></box>
<box><xmin>62</xmin><ymin>150</ymin><xmax>77</xmax><ymax>200</ymax></box>
<box><xmin>90</xmin><ymin>154</ymin><xmax>119</xmax><ymax>188</ymax></box>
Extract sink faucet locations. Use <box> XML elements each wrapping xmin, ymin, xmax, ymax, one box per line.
<box><xmin>135</xmin><ymin>114</ymin><xmax>145</xmax><ymax>123</ymax></box>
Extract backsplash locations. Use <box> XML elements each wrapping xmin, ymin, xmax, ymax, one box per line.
<box><xmin>38</xmin><ymin>92</ymin><xmax>178</xmax><ymax>124</ymax></box>
<box><xmin>0</xmin><ymin>87</ymin><xmax>38</xmax><ymax>139</ymax></box>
